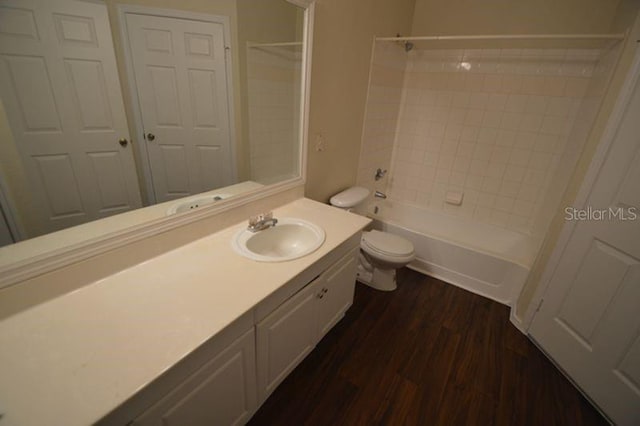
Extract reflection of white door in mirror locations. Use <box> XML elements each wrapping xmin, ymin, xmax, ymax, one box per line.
<box><xmin>0</xmin><ymin>207</ymin><xmax>13</xmax><ymax>247</ymax></box>
<box><xmin>0</xmin><ymin>176</ymin><xmax>18</xmax><ymax>247</ymax></box>
<box><xmin>0</xmin><ymin>0</ymin><xmax>143</xmax><ymax>238</ymax></box>
<box><xmin>0</xmin><ymin>0</ymin><xmax>310</xmax><ymax>282</ymax></box>
<box><xmin>123</xmin><ymin>11</ymin><xmax>235</xmax><ymax>203</ymax></box>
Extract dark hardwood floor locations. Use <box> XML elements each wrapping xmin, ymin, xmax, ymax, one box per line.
<box><xmin>248</xmin><ymin>268</ymin><xmax>606</xmax><ymax>426</ymax></box>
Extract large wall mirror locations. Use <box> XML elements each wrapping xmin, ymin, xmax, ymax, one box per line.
<box><xmin>0</xmin><ymin>0</ymin><xmax>312</xmax><ymax>265</ymax></box>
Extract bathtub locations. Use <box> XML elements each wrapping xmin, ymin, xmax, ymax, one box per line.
<box><xmin>369</xmin><ymin>202</ymin><xmax>539</xmax><ymax>307</ymax></box>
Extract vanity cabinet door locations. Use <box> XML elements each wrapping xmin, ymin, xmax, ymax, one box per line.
<box><xmin>132</xmin><ymin>329</ymin><xmax>257</xmax><ymax>426</ymax></box>
<box><xmin>316</xmin><ymin>247</ymin><xmax>358</xmax><ymax>338</ymax></box>
<box><xmin>256</xmin><ymin>281</ymin><xmax>319</xmax><ymax>403</ymax></box>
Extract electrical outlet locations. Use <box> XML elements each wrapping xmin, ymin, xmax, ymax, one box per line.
<box><xmin>314</xmin><ymin>133</ymin><xmax>325</xmax><ymax>152</ymax></box>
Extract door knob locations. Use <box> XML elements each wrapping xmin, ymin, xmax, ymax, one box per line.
<box><xmin>119</xmin><ymin>138</ymin><xmax>128</xmax><ymax>147</ymax></box>
<box><xmin>146</xmin><ymin>133</ymin><xmax>155</xmax><ymax>141</ymax></box>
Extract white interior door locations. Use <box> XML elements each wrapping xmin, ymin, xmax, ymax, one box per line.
<box><xmin>124</xmin><ymin>11</ymin><xmax>235</xmax><ymax>203</ymax></box>
<box><xmin>0</xmin><ymin>0</ymin><xmax>141</xmax><ymax>236</ymax></box>
<box><xmin>529</xmin><ymin>62</ymin><xmax>640</xmax><ymax>425</ymax></box>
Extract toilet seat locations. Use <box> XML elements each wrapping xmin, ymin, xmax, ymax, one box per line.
<box><xmin>361</xmin><ymin>230</ymin><xmax>415</xmax><ymax>263</ymax></box>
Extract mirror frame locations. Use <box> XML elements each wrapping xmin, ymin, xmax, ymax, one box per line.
<box><xmin>0</xmin><ymin>0</ymin><xmax>315</xmax><ymax>288</ymax></box>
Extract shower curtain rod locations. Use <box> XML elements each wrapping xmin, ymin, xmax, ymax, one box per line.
<box><xmin>247</xmin><ymin>41</ymin><xmax>303</xmax><ymax>48</ymax></box>
<box><xmin>376</xmin><ymin>33</ymin><xmax>626</xmax><ymax>42</ymax></box>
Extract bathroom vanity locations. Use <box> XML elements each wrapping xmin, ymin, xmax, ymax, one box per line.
<box><xmin>0</xmin><ymin>198</ymin><xmax>370</xmax><ymax>426</ymax></box>
<box><xmin>0</xmin><ymin>0</ymin><xmax>332</xmax><ymax>422</ymax></box>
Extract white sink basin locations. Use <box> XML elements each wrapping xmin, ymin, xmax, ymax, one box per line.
<box><xmin>232</xmin><ymin>218</ymin><xmax>325</xmax><ymax>262</ymax></box>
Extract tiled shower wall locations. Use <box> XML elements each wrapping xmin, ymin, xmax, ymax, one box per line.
<box><xmin>356</xmin><ymin>44</ymin><xmax>407</xmax><ymax>194</ymax></box>
<box><xmin>530</xmin><ymin>44</ymin><xmax>620</xmax><ymax>235</ymax></box>
<box><xmin>358</xmin><ymin>43</ymin><xmax>618</xmax><ymax>235</ymax></box>
<box><xmin>247</xmin><ymin>46</ymin><xmax>301</xmax><ymax>184</ymax></box>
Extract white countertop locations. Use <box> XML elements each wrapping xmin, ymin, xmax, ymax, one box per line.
<box><xmin>0</xmin><ymin>198</ymin><xmax>369</xmax><ymax>426</ymax></box>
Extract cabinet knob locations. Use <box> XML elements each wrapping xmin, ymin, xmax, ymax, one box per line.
<box><xmin>146</xmin><ymin>132</ymin><xmax>156</xmax><ymax>141</ymax></box>
<box><xmin>118</xmin><ymin>138</ymin><xmax>128</xmax><ymax>147</ymax></box>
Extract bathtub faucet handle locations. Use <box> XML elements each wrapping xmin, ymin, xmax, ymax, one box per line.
<box><xmin>374</xmin><ymin>168</ymin><xmax>387</xmax><ymax>181</ymax></box>
<box><xmin>374</xmin><ymin>191</ymin><xmax>387</xmax><ymax>199</ymax></box>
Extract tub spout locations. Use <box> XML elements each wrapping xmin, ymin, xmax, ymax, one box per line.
<box><xmin>374</xmin><ymin>191</ymin><xmax>387</xmax><ymax>199</ymax></box>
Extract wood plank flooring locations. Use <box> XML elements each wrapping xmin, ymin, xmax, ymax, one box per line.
<box><xmin>248</xmin><ymin>268</ymin><xmax>606</xmax><ymax>426</ymax></box>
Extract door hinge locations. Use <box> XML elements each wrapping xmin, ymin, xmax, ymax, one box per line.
<box><xmin>535</xmin><ymin>298</ymin><xmax>544</xmax><ymax>313</ymax></box>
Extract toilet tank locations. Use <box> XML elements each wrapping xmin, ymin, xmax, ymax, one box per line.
<box><xmin>330</xmin><ymin>187</ymin><xmax>370</xmax><ymax>208</ymax></box>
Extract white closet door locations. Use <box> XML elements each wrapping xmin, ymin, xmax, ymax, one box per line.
<box><xmin>530</xmin><ymin>65</ymin><xmax>640</xmax><ymax>426</ymax></box>
<box><xmin>124</xmin><ymin>12</ymin><xmax>234</xmax><ymax>203</ymax></box>
<box><xmin>0</xmin><ymin>0</ymin><xmax>141</xmax><ymax>236</ymax></box>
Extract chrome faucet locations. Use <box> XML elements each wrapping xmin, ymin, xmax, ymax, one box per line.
<box><xmin>248</xmin><ymin>212</ymin><xmax>278</xmax><ymax>232</ymax></box>
<box><xmin>374</xmin><ymin>191</ymin><xmax>387</xmax><ymax>199</ymax></box>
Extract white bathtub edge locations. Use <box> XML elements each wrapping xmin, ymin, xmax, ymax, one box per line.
<box><xmin>509</xmin><ymin>308</ymin><xmax>527</xmax><ymax>334</ymax></box>
<box><xmin>408</xmin><ymin>258</ymin><xmax>511</xmax><ymax>306</ymax></box>
<box><xmin>385</xmin><ymin>218</ymin><xmax>535</xmax><ymax>270</ymax></box>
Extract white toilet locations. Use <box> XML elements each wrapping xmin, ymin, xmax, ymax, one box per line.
<box><xmin>330</xmin><ymin>187</ymin><xmax>415</xmax><ymax>291</ymax></box>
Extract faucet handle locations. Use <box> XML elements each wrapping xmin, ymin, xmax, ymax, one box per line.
<box><xmin>249</xmin><ymin>211</ymin><xmax>273</xmax><ymax>226</ymax></box>
<box><xmin>374</xmin><ymin>168</ymin><xmax>387</xmax><ymax>181</ymax></box>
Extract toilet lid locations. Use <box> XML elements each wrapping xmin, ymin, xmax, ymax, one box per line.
<box><xmin>362</xmin><ymin>230</ymin><xmax>414</xmax><ymax>257</ymax></box>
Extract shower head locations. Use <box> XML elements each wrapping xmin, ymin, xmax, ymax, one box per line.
<box><xmin>394</xmin><ymin>34</ymin><xmax>414</xmax><ymax>53</ymax></box>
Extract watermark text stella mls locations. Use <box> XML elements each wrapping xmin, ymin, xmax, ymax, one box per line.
<box><xmin>564</xmin><ymin>206</ymin><xmax>638</xmax><ymax>221</ymax></box>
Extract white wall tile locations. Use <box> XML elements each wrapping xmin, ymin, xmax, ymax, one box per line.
<box><xmin>358</xmin><ymin>45</ymin><xmax>611</xmax><ymax>235</ymax></box>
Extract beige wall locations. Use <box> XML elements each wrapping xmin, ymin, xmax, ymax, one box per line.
<box><xmin>411</xmin><ymin>0</ymin><xmax>620</xmax><ymax>35</ymax></box>
<box><xmin>304</xmin><ymin>0</ymin><xmax>416</xmax><ymax>202</ymax></box>
<box><xmin>516</xmin><ymin>6</ymin><xmax>640</xmax><ymax>319</ymax></box>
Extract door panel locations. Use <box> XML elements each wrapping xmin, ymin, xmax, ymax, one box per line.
<box><xmin>316</xmin><ymin>248</ymin><xmax>358</xmax><ymax>337</ymax></box>
<box><xmin>148</xmin><ymin>65</ymin><xmax>183</xmax><ymax>127</ymax></box>
<box><xmin>196</xmin><ymin>145</ymin><xmax>224</xmax><ymax>186</ymax></box>
<box><xmin>0</xmin><ymin>0</ymin><xmax>141</xmax><ymax>237</ymax></box>
<box><xmin>33</xmin><ymin>154</ymin><xmax>84</xmax><ymax>218</ymax></box>
<box><xmin>88</xmin><ymin>152</ymin><xmax>131</xmax><ymax>211</ymax></box>
<box><xmin>64</xmin><ymin>59</ymin><xmax>114</xmax><ymax>130</ymax></box>
<box><xmin>4</xmin><ymin>55</ymin><xmax>62</xmax><ymax>132</ymax></box>
<box><xmin>189</xmin><ymin>69</ymin><xmax>220</xmax><ymax>127</ymax></box>
<box><xmin>125</xmin><ymin>12</ymin><xmax>234</xmax><ymax>202</ymax></box>
<box><xmin>530</xmin><ymin>65</ymin><xmax>640</xmax><ymax>425</ymax></box>
<box><xmin>159</xmin><ymin>145</ymin><xmax>190</xmax><ymax>196</ymax></box>
<box><xmin>133</xmin><ymin>329</ymin><xmax>257</xmax><ymax>426</ymax></box>
<box><xmin>256</xmin><ymin>281</ymin><xmax>318</xmax><ymax>403</ymax></box>
<box><xmin>0</xmin><ymin>6</ymin><xmax>39</xmax><ymax>38</ymax></box>
<box><xmin>556</xmin><ymin>239</ymin><xmax>637</xmax><ymax>346</ymax></box>
<box><xmin>53</xmin><ymin>13</ymin><xmax>99</xmax><ymax>46</ymax></box>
